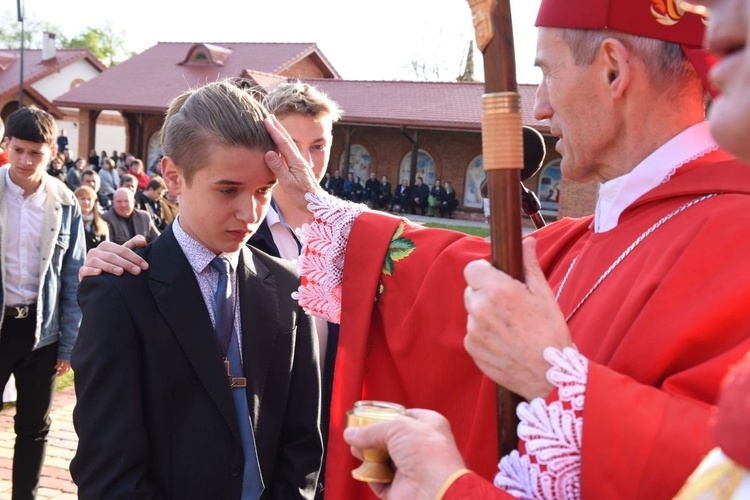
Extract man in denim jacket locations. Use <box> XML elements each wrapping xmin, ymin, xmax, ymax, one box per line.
<box><xmin>0</xmin><ymin>107</ymin><xmax>85</xmax><ymax>499</ymax></box>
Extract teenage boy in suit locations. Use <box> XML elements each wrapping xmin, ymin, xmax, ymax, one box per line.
<box><xmin>70</xmin><ymin>80</ymin><xmax>322</xmax><ymax>499</ymax></box>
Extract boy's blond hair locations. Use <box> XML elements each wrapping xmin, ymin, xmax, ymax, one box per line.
<box><xmin>264</xmin><ymin>81</ymin><xmax>342</xmax><ymax>122</ymax></box>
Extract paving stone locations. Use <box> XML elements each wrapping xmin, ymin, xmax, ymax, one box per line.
<box><xmin>36</xmin><ymin>487</ymin><xmax>63</xmax><ymax>498</ymax></box>
<box><xmin>0</xmin><ymin>387</ymin><xmax>86</xmax><ymax>494</ymax></box>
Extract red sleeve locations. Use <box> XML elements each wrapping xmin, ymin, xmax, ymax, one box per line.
<box><xmin>443</xmin><ymin>472</ymin><xmax>513</xmax><ymax>499</ymax></box>
<box><xmin>325</xmin><ymin>211</ymin><xmax>500</xmax><ymax>499</ymax></box>
<box><xmin>581</xmin><ymin>363</ymin><xmax>717</xmax><ymax>498</ymax></box>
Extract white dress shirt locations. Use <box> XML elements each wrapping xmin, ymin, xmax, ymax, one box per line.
<box><xmin>595</xmin><ymin>121</ymin><xmax>718</xmax><ymax>233</ymax></box>
<box><xmin>267</xmin><ymin>202</ymin><xmax>330</xmax><ymax>368</ymax></box>
<box><xmin>4</xmin><ymin>169</ymin><xmax>47</xmax><ymax>306</ymax></box>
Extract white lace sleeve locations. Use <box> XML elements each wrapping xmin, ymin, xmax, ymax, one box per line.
<box><xmin>292</xmin><ymin>190</ymin><xmax>366</xmax><ymax>323</ymax></box>
<box><xmin>494</xmin><ymin>346</ymin><xmax>588</xmax><ymax>499</ymax></box>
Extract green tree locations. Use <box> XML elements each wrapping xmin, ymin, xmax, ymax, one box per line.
<box><xmin>457</xmin><ymin>40</ymin><xmax>475</xmax><ymax>82</ymax></box>
<box><xmin>0</xmin><ymin>12</ymin><xmax>131</xmax><ymax>67</ymax></box>
<box><xmin>0</xmin><ymin>10</ymin><xmax>65</xmax><ymax>49</ymax></box>
<box><xmin>67</xmin><ymin>23</ymin><xmax>130</xmax><ymax>67</ymax></box>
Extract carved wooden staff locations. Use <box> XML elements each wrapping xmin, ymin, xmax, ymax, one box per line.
<box><xmin>467</xmin><ymin>0</ymin><xmax>525</xmax><ymax>458</ymax></box>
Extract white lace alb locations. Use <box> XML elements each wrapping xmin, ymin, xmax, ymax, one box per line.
<box><xmin>293</xmin><ymin>190</ymin><xmax>365</xmax><ymax>323</ymax></box>
<box><xmin>495</xmin><ymin>347</ymin><xmax>588</xmax><ymax>499</ymax></box>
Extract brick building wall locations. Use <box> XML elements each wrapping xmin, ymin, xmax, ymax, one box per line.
<box><xmin>330</xmin><ymin>125</ymin><xmax>483</xmax><ymax>212</ymax></box>
<box><xmin>329</xmin><ymin>124</ymin><xmax>599</xmax><ymax>220</ymax></box>
<box><xmin>281</xmin><ymin>59</ymin><xmax>327</xmax><ymax>79</ymax></box>
<box><xmin>558</xmin><ymin>177</ymin><xmax>598</xmax><ymax>219</ymax></box>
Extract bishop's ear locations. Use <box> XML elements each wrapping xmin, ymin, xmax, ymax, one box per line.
<box><xmin>599</xmin><ymin>37</ymin><xmax>631</xmax><ymax>98</ymax></box>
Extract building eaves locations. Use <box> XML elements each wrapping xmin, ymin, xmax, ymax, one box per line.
<box><xmin>275</xmin><ymin>43</ymin><xmax>341</xmax><ymax>79</ymax></box>
<box><xmin>0</xmin><ymin>49</ymin><xmax>106</xmax><ymax>102</ymax></box>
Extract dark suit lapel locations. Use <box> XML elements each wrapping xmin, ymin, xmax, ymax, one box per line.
<box><xmin>147</xmin><ymin>228</ymin><xmax>241</xmax><ymax>440</ymax></box>
<box><xmin>238</xmin><ymin>247</ymin><xmax>278</xmax><ymax>427</ymax></box>
<box><xmin>247</xmin><ymin>217</ymin><xmax>280</xmax><ymax>257</ymax></box>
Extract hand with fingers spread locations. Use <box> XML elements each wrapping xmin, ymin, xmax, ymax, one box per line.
<box><xmin>78</xmin><ymin>236</ymin><xmax>149</xmax><ymax>281</ymax></box>
<box><xmin>343</xmin><ymin>409</ymin><xmax>467</xmax><ymax>500</ymax></box>
<box><xmin>263</xmin><ymin>115</ymin><xmax>320</xmax><ymax>229</ymax></box>
<box><xmin>463</xmin><ymin>237</ymin><xmax>573</xmax><ymax>401</ymax></box>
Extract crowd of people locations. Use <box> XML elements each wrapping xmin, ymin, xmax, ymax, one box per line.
<box><xmin>322</xmin><ymin>170</ymin><xmax>459</xmax><ymax>217</ymax></box>
<box><xmin>36</xmin><ymin>142</ymin><xmax>174</xmax><ymax>252</ymax></box>
<box><xmin>1</xmin><ymin>0</ymin><xmax>749</xmax><ymax>496</ymax></box>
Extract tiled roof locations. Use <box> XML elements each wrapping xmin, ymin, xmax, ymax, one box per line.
<box><xmin>297</xmin><ymin>79</ymin><xmax>547</xmax><ymax>132</ymax></box>
<box><xmin>241</xmin><ymin>70</ymin><xmax>289</xmax><ymax>90</ymax></box>
<box><xmin>52</xmin><ymin>40</ymin><xmax>547</xmax><ymax>132</ymax></box>
<box><xmin>55</xmin><ymin>42</ymin><xmax>340</xmax><ymax>112</ymax></box>
<box><xmin>0</xmin><ymin>49</ymin><xmax>106</xmax><ymax>102</ymax></box>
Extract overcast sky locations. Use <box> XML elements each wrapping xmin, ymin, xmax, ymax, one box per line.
<box><xmin>16</xmin><ymin>0</ymin><xmax>543</xmax><ymax>83</ymax></box>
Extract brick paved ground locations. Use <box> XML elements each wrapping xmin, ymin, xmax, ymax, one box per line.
<box><xmin>0</xmin><ymin>386</ymin><xmax>78</xmax><ymax>499</ymax></box>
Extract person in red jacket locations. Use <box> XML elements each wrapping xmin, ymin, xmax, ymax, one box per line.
<box><xmin>0</xmin><ymin>117</ymin><xmax>9</xmax><ymax>166</ymax></box>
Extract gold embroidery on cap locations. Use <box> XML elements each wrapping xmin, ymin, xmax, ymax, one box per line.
<box><xmin>651</xmin><ymin>0</ymin><xmax>686</xmax><ymax>25</ymax></box>
<box><xmin>652</xmin><ymin>0</ymin><xmax>708</xmax><ymax>26</ymax></box>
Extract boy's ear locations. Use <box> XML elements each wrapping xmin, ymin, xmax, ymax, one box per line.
<box><xmin>161</xmin><ymin>157</ymin><xmax>183</xmax><ymax>196</ymax></box>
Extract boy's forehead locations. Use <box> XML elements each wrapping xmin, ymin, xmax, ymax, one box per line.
<box><xmin>190</xmin><ymin>148</ymin><xmax>275</xmax><ymax>186</ymax></box>
<box><xmin>9</xmin><ymin>137</ymin><xmax>54</xmax><ymax>150</ymax></box>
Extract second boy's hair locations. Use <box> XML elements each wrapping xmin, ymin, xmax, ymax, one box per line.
<box><xmin>264</xmin><ymin>81</ymin><xmax>342</xmax><ymax>122</ymax></box>
<box><xmin>146</xmin><ymin>177</ymin><xmax>166</xmax><ymax>191</ymax></box>
<box><xmin>5</xmin><ymin>107</ymin><xmax>58</xmax><ymax>146</ymax></box>
<box><xmin>161</xmin><ymin>79</ymin><xmax>274</xmax><ymax>184</ymax></box>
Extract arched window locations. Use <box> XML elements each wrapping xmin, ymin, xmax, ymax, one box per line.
<box><xmin>537</xmin><ymin>159</ymin><xmax>562</xmax><ymax>213</ymax></box>
<box><xmin>398</xmin><ymin>150</ymin><xmax>435</xmax><ymax>187</ymax></box>
<box><xmin>463</xmin><ymin>155</ymin><xmax>484</xmax><ymax>209</ymax></box>
<box><xmin>339</xmin><ymin>144</ymin><xmax>372</xmax><ymax>183</ymax></box>
<box><xmin>146</xmin><ymin>132</ymin><xmax>163</xmax><ymax>172</ymax></box>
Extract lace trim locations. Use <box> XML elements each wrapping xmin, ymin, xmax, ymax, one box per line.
<box><xmin>495</xmin><ymin>346</ymin><xmax>588</xmax><ymax>499</ymax></box>
<box><xmin>292</xmin><ymin>190</ymin><xmax>366</xmax><ymax>323</ymax></box>
<box><xmin>661</xmin><ymin>144</ymin><xmax>719</xmax><ymax>183</ymax></box>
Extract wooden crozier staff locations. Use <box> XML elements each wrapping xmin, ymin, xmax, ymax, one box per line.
<box><xmin>467</xmin><ymin>0</ymin><xmax>525</xmax><ymax>458</ymax></box>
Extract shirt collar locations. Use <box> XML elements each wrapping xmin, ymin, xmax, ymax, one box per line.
<box><xmin>594</xmin><ymin>121</ymin><xmax>718</xmax><ymax>233</ymax></box>
<box><xmin>265</xmin><ymin>200</ymin><xmax>282</xmax><ymax>227</ymax></box>
<box><xmin>4</xmin><ymin>167</ymin><xmax>46</xmax><ymax>204</ymax></box>
<box><xmin>173</xmin><ymin>216</ymin><xmax>241</xmax><ymax>274</ymax></box>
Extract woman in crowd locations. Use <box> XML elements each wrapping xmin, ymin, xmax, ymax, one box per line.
<box><xmin>128</xmin><ymin>158</ymin><xmax>150</xmax><ymax>191</ymax></box>
<box><xmin>439</xmin><ymin>180</ymin><xmax>458</xmax><ymax>218</ymax></box>
<box><xmin>46</xmin><ymin>153</ymin><xmax>67</xmax><ymax>183</ymax></box>
<box><xmin>87</xmin><ymin>149</ymin><xmax>100</xmax><ymax>170</ymax></box>
<box><xmin>98</xmin><ymin>157</ymin><xmax>120</xmax><ymax>203</ymax></box>
<box><xmin>428</xmin><ymin>179</ymin><xmax>446</xmax><ymax>217</ymax></box>
<box><xmin>351</xmin><ymin>176</ymin><xmax>365</xmax><ymax>202</ymax></box>
<box><xmin>75</xmin><ymin>185</ymin><xmax>109</xmax><ymax>251</ymax></box>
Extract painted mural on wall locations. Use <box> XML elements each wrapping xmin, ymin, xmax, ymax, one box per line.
<box><xmin>538</xmin><ymin>160</ymin><xmax>562</xmax><ymax>212</ymax></box>
<box><xmin>398</xmin><ymin>150</ymin><xmax>436</xmax><ymax>187</ymax></box>
<box><xmin>463</xmin><ymin>154</ymin><xmax>484</xmax><ymax>209</ymax></box>
<box><xmin>147</xmin><ymin>132</ymin><xmax>163</xmax><ymax>171</ymax></box>
<box><xmin>339</xmin><ymin>144</ymin><xmax>372</xmax><ymax>183</ymax></box>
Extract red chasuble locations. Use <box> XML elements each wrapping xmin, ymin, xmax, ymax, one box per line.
<box><xmin>323</xmin><ymin>150</ymin><xmax>750</xmax><ymax>499</ymax></box>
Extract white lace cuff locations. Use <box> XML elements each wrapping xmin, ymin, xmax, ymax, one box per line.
<box><xmin>292</xmin><ymin>190</ymin><xmax>366</xmax><ymax>323</ymax></box>
<box><xmin>494</xmin><ymin>346</ymin><xmax>588</xmax><ymax>499</ymax></box>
